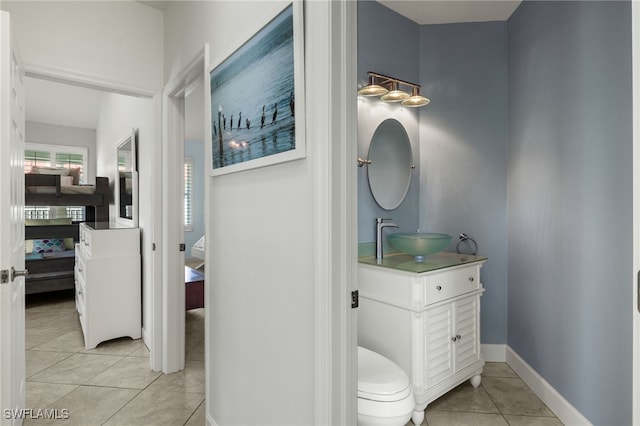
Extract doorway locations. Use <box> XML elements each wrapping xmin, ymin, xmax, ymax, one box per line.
<box><xmin>160</xmin><ymin>47</ymin><xmax>209</xmax><ymax>374</ymax></box>
<box><xmin>20</xmin><ymin>71</ymin><xmax>160</xmax><ymax>363</ymax></box>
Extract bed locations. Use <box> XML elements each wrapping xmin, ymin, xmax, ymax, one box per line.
<box><xmin>25</xmin><ymin>174</ymin><xmax>110</xmax><ymax>222</ymax></box>
<box><xmin>24</xmin><ymin>174</ymin><xmax>110</xmax><ymax>294</ymax></box>
<box><xmin>25</xmin><ymin>221</ymin><xmax>79</xmax><ymax>294</ymax></box>
<box><xmin>191</xmin><ymin>236</ymin><xmax>205</xmax><ymax>269</ymax></box>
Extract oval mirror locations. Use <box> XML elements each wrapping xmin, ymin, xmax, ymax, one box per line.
<box><xmin>367</xmin><ymin>119</ymin><xmax>413</xmax><ymax>210</ymax></box>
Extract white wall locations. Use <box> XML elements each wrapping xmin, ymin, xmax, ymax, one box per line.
<box><xmin>164</xmin><ymin>1</ymin><xmax>349</xmax><ymax>424</ymax></box>
<box><xmin>0</xmin><ymin>1</ymin><xmax>164</xmax><ymax>94</ymax></box>
<box><xmin>95</xmin><ymin>92</ymin><xmax>156</xmax><ymax>349</ymax></box>
<box><xmin>2</xmin><ymin>0</ymin><xmax>164</xmax><ymax>359</ymax></box>
<box><xmin>25</xmin><ymin>121</ymin><xmax>97</xmax><ymax>182</ymax></box>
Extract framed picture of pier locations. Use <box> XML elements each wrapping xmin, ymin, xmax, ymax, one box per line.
<box><xmin>209</xmin><ymin>1</ymin><xmax>305</xmax><ymax>176</ymax></box>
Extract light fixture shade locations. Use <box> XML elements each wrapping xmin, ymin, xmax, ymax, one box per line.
<box><xmin>401</xmin><ymin>87</ymin><xmax>430</xmax><ymax>107</ymax></box>
<box><xmin>358</xmin><ymin>75</ymin><xmax>388</xmax><ymax>96</ymax></box>
<box><xmin>380</xmin><ymin>82</ymin><xmax>409</xmax><ymax>102</ymax></box>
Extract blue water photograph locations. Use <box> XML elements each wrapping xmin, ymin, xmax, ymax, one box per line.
<box><xmin>210</xmin><ymin>4</ymin><xmax>296</xmax><ymax>170</ymax></box>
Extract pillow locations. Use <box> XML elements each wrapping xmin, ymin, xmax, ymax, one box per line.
<box><xmin>32</xmin><ymin>238</ymin><xmax>66</xmax><ymax>254</ymax></box>
<box><xmin>30</xmin><ymin>166</ymin><xmax>69</xmax><ymax>176</ymax></box>
<box><xmin>68</xmin><ymin>167</ymin><xmax>81</xmax><ymax>185</ymax></box>
<box><xmin>25</xmin><ymin>218</ymin><xmax>74</xmax><ymax>252</ymax></box>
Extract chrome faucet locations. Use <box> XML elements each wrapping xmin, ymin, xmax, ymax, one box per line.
<box><xmin>376</xmin><ymin>218</ymin><xmax>398</xmax><ymax>262</ymax></box>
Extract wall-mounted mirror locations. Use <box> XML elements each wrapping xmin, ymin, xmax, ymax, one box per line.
<box><xmin>116</xmin><ymin>128</ymin><xmax>138</xmax><ymax>227</ymax></box>
<box><xmin>367</xmin><ymin>118</ymin><xmax>413</xmax><ymax>210</ymax></box>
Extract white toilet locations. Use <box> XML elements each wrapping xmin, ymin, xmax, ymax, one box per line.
<box><xmin>358</xmin><ymin>346</ymin><xmax>415</xmax><ymax>426</ymax></box>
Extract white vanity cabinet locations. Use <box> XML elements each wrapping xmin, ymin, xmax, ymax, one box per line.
<box><xmin>358</xmin><ymin>253</ymin><xmax>487</xmax><ymax>425</ymax></box>
<box><xmin>75</xmin><ymin>222</ymin><xmax>141</xmax><ymax>350</ymax></box>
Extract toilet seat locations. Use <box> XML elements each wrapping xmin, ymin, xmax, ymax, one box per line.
<box><xmin>358</xmin><ymin>346</ymin><xmax>411</xmax><ymax>402</ymax></box>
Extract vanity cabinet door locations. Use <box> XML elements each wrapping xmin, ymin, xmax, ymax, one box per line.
<box><xmin>423</xmin><ymin>293</ymin><xmax>481</xmax><ymax>391</ymax></box>
<box><xmin>453</xmin><ymin>295</ymin><xmax>481</xmax><ymax>372</ymax></box>
<box><xmin>423</xmin><ymin>303</ymin><xmax>454</xmax><ymax>390</ymax></box>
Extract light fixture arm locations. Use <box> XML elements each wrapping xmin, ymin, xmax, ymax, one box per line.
<box><xmin>367</xmin><ymin>71</ymin><xmax>422</xmax><ymax>92</ymax></box>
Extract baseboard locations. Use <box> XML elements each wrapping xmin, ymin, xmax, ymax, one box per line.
<box><xmin>141</xmin><ymin>326</ymin><xmax>150</xmax><ymax>348</ymax></box>
<box><xmin>506</xmin><ymin>346</ymin><xmax>592</xmax><ymax>426</ymax></box>
<box><xmin>482</xmin><ymin>344</ymin><xmax>506</xmax><ymax>362</ymax></box>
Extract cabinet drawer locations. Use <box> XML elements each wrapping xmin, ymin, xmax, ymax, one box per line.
<box><xmin>79</xmin><ymin>226</ymin><xmax>92</xmax><ymax>257</ymax></box>
<box><xmin>75</xmin><ymin>252</ymin><xmax>86</xmax><ymax>281</ymax></box>
<box><xmin>75</xmin><ymin>273</ymin><xmax>86</xmax><ymax>315</ymax></box>
<box><xmin>424</xmin><ymin>265</ymin><xmax>479</xmax><ymax>304</ymax></box>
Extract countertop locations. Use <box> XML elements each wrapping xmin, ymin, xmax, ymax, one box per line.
<box><xmin>358</xmin><ymin>251</ymin><xmax>487</xmax><ymax>274</ymax></box>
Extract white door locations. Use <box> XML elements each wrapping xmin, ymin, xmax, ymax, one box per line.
<box><xmin>0</xmin><ymin>10</ymin><xmax>27</xmax><ymax>426</ymax></box>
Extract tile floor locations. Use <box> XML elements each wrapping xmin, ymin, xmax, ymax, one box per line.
<box><xmin>409</xmin><ymin>362</ymin><xmax>564</xmax><ymax>426</ymax></box>
<box><xmin>25</xmin><ymin>291</ymin><xmax>562</xmax><ymax>426</ymax></box>
<box><xmin>24</xmin><ymin>290</ymin><xmax>205</xmax><ymax>426</ymax></box>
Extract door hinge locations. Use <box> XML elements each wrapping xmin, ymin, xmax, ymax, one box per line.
<box><xmin>1</xmin><ymin>269</ymin><xmax>8</xmax><ymax>284</ymax></box>
<box><xmin>179</xmin><ymin>244</ymin><xmax>186</xmax><ymax>252</ymax></box>
<box><xmin>351</xmin><ymin>290</ymin><xmax>359</xmax><ymax>309</ymax></box>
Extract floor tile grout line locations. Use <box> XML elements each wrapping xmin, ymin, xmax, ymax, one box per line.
<box><xmin>23</xmin><ymin>383</ymin><xmax>80</xmax><ymax>414</ymax></box>
<box><xmin>182</xmin><ymin>400</ymin><xmax>205</xmax><ymax>426</ymax></box>
<box><xmin>99</xmin><ymin>387</ymin><xmax>143</xmax><ymax>426</ymax></box>
<box><xmin>25</xmin><ymin>350</ymin><xmax>76</xmax><ymax>379</ymax></box>
<box><xmin>25</xmin><ymin>293</ymin><xmax>205</xmax><ymax>426</ymax></box>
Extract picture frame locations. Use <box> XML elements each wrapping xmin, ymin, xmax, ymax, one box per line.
<box><xmin>209</xmin><ymin>1</ymin><xmax>305</xmax><ymax>176</ymax></box>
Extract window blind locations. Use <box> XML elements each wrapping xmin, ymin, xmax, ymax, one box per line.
<box><xmin>184</xmin><ymin>158</ymin><xmax>193</xmax><ymax>230</ymax></box>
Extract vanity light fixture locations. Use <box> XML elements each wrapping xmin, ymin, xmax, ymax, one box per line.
<box><xmin>358</xmin><ymin>71</ymin><xmax>430</xmax><ymax>108</ymax></box>
<box><xmin>401</xmin><ymin>87</ymin><xmax>431</xmax><ymax>107</ymax></box>
<box><xmin>357</xmin><ymin>74</ymin><xmax>389</xmax><ymax>97</ymax></box>
<box><xmin>380</xmin><ymin>81</ymin><xmax>410</xmax><ymax>103</ymax></box>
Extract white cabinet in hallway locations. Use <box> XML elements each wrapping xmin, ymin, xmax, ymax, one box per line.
<box><xmin>358</xmin><ymin>252</ymin><xmax>487</xmax><ymax>425</ymax></box>
<box><xmin>75</xmin><ymin>222</ymin><xmax>141</xmax><ymax>350</ymax></box>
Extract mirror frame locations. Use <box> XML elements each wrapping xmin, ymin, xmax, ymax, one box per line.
<box><xmin>115</xmin><ymin>128</ymin><xmax>138</xmax><ymax>227</ymax></box>
<box><xmin>367</xmin><ymin>118</ymin><xmax>413</xmax><ymax>210</ymax></box>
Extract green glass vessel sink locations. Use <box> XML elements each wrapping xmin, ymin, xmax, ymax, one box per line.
<box><xmin>387</xmin><ymin>232</ymin><xmax>452</xmax><ymax>263</ymax></box>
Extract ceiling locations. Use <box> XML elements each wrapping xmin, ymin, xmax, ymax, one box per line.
<box><xmin>26</xmin><ymin>0</ymin><xmax>521</xmax><ymax>133</ymax></box>
<box><xmin>377</xmin><ymin>0</ymin><xmax>522</xmax><ymax>25</ymax></box>
<box><xmin>25</xmin><ymin>77</ymin><xmax>104</xmax><ymax>130</ymax></box>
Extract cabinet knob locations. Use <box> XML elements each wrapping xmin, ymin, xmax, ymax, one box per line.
<box><xmin>451</xmin><ymin>336</ymin><xmax>457</xmax><ymax>342</ymax></box>
<box><xmin>456</xmin><ymin>334</ymin><xmax>461</xmax><ymax>340</ymax></box>
<box><xmin>468</xmin><ymin>277</ymin><xmax>474</xmax><ymax>282</ymax></box>
<box><xmin>436</xmin><ymin>285</ymin><xmax>442</xmax><ymax>291</ymax></box>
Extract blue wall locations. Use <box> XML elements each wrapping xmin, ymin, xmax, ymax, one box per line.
<box><xmin>418</xmin><ymin>22</ymin><xmax>508</xmax><ymax>345</ymax></box>
<box><xmin>359</xmin><ymin>1</ymin><xmax>634</xmax><ymax>423</ymax></box>
<box><xmin>507</xmin><ymin>2</ymin><xmax>632</xmax><ymax>424</ymax></box>
<box><xmin>357</xmin><ymin>1</ymin><xmax>420</xmax><ymax>245</ymax></box>
<box><xmin>184</xmin><ymin>140</ymin><xmax>205</xmax><ymax>255</ymax></box>
<box><xmin>358</xmin><ymin>2</ymin><xmax>509</xmax><ymax>345</ymax></box>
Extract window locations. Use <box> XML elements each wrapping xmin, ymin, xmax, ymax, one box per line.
<box><xmin>25</xmin><ymin>143</ymin><xmax>89</xmax><ymax>221</ymax></box>
<box><xmin>24</xmin><ymin>143</ymin><xmax>88</xmax><ymax>182</ymax></box>
<box><xmin>24</xmin><ymin>149</ymin><xmax>51</xmax><ymax>171</ymax></box>
<box><xmin>184</xmin><ymin>158</ymin><xmax>193</xmax><ymax>231</ymax></box>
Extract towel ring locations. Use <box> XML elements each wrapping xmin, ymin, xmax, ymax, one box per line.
<box><xmin>456</xmin><ymin>233</ymin><xmax>478</xmax><ymax>256</ymax></box>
